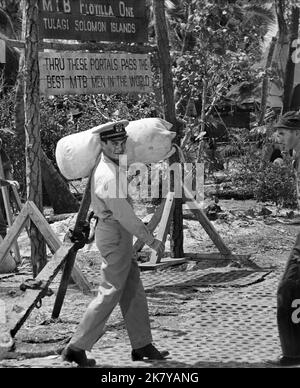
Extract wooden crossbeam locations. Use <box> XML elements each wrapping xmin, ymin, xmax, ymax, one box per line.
<box><xmin>1</xmin><ymin>34</ymin><xmax>157</xmax><ymax>53</ymax></box>
<box><xmin>0</xmin><ymin>200</ymin><xmax>91</xmax><ymax>293</ymax></box>
<box><xmin>10</xmin><ymin>183</ymin><xmax>30</xmax><ymax>237</ymax></box>
<box><xmin>3</xmin><ymin>215</ymin><xmax>90</xmax><ymax>338</ymax></box>
<box><xmin>133</xmin><ymin>198</ymin><xmax>166</xmax><ymax>253</ymax></box>
<box><xmin>27</xmin><ymin>201</ymin><xmax>91</xmax><ymax>294</ymax></box>
<box><xmin>137</xmin><ymin>184</ymin><xmax>237</xmax><ymax>270</ymax></box>
<box><xmin>183</xmin><ymin>183</ymin><xmax>232</xmax><ymax>256</ymax></box>
<box><xmin>0</xmin><ymin>203</ymin><xmax>79</xmax><ymax>340</ymax></box>
<box><xmin>139</xmin><ymin>257</ymin><xmax>186</xmax><ymax>270</ymax></box>
<box><xmin>10</xmin><ymin>243</ymin><xmax>75</xmax><ymax>337</ymax></box>
<box><xmin>0</xmin><ymin>157</ymin><xmax>21</xmax><ymax>264</ymax></box>
<box><xmin>137</xmin><ymin>192</ymin><xmax>186</xmax><ymax>270</ymax></box>
<box><xmin>185</xmin><ymin>252</ymin><xmax>252</xmax><ymax>261</ymax></box>
<box><xmin>27</xmin><ymin>202</ymin><xmax>61</xmax><ymax>252</ymax></box>
<box><xmin>11</xmin><ymin>185</ymin><xmax>24</xmax><ymax>213</ymax></box>
<box><xmin>0</xmin><ymin>178</ymin><xmax>15</xmax><ymax>187</ymax></box>
<box><xmin>149</xmin><ymin>192</ymin><xmax>175</xmax><ymax>265</ymax></box>
<box><xmin>0</xmin><ymin>202</ymin><xmax>30</xmax><ymax>266</ymax></box>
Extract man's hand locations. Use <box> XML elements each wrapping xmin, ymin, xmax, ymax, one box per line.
<box><xmin>7</xmin><ymin>180</ymin><xmax>19</xmax><ymax>189</ymax></box>
<box><xmin>149</xmin><ymin>238</ymin><xmax>165</xmax><ymax>256</ymax></box>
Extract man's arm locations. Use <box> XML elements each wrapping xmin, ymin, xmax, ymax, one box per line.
<box><xmin>104</xmin><ymin>196</ymin><xmax>165</xmax><ymax>254</ymax></box>
<box><xmin>104</xmin><ymin>196</ymin><xmax>155</xmax><ymax>245</ymax></box>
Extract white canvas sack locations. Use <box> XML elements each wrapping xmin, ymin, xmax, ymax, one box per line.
<box><xmin>55</xmin><ymin>118</ymin><xmax>176</xmax><ymax>180</ymax></box>
<box><xmin>125</xmin><ymin>118</ymin><xmax>176</xmax><ymax>164</ymax></box>
<box><xmin>55</xmin><ymin>127</ymin><xmax>101</xmax><ymax>180</ymax></box>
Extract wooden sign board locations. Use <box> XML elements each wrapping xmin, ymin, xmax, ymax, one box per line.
<box><xmin>39</xmin><ymin>51</ymin><xmax>153</xmax><ymax>96</ymax></box>
<box><xmin>0</xmin><ymin>40</ymin><xmax>5</xmax><ymax>64</ymax></box>
<box><xmin>39</xmin><ymin>0</ymin><xmax>148</xmax><ymax>43</ymax></box>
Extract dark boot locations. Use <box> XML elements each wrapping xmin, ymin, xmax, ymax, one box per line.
<box><xmin>131</xmin><ymin>343</ymin><xmax>169</xmax><ymax>361</ymax></box>
<box><xmin>62</xmin><ymin>345</ymin><xmax>96</xmax><ymax>367</ymax></box>
<box><xmin>278</xmin><ymin>355</ymin><xmax>300</xmax><ymax>366</ymax></box>
<box><xmin>265</xmin><ymin>355</ymin><xmax>300</xmax><ymax>367</ymax></box>
<box><xmin>276</xmin><ymin>356</ymin><xmax>300</xmax><ymax>366</ymax></box>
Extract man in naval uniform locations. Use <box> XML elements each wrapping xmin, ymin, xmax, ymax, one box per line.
<box><xmin>273</xmin><ymin>111</ymin><xmax>300</xmax><ymax>366</ymax></box>
<box><xmin>62</xmin><ymin>120</ymin><xmax>169</xmax><ymax>367</ymax></box>
<box><xmin>275</xmin><ymin>111</ymin><xmax>300</xmax><ymax>207</ymax></box>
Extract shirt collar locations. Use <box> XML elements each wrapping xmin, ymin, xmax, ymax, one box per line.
<box><xmin>101</xmin><ymin>152</ymin><xmax>128</xmax><ymax>173</ymax></box>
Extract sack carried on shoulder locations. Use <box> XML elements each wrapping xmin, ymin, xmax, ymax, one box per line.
<box><xmin>55</xmin><ymin>118</ymin><xmax>176</xmax><ymax>180</ymax></box>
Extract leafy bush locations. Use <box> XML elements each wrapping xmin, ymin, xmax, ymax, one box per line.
<box><xmin>226</xmin><ymin>129</ymin><xmax>298</xmax><ymax>208</ymax></box>
<box><xmin>253</xmin><ymin>161</ymin><xmax>297</xmax><ymax>208</ymax></box>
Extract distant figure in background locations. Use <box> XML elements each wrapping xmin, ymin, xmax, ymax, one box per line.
<box><xmin>275</xmin><ymin>111</ymin><xmax>300</xmax><ymax>207</ymax></box>
<box><xmin>273</xmin><ymin>111</ymin><xmax>300</xmax><ymax>366</ymax></box>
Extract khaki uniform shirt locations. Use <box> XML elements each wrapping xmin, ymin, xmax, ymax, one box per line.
<box><xmin>91</xmin><ymin>153</ymin><xmax>155</xmax><ymax>246</ymax></box>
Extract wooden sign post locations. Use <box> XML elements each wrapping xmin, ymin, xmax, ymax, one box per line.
<box><xmin>24</xmin><ymin>0</ymin><xmax>46</xmax><ymax>276</ymax></box>
<box><xmin>152</xmin><ymin>0</ymin><xmax>184</xmax><ymax>258</ymax></box>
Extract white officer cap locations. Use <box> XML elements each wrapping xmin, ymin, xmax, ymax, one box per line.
<box><xmin>92</xmin><ymin>120</ymin><xmax>129</xmax><ymax>141</ymax></box>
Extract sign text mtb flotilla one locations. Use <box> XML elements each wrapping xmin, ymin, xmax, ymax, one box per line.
<box><xmin>39</xmin><ymin>0</ymin><xmax>148</xmax><ymax>43</ymax></box>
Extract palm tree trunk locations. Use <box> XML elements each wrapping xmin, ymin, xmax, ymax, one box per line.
<box><xmin>24</xmin><ymin>0</ymin><xmax>46</xmax><ymax>275</ymax></box>
<box><xmin>259</xmin><ymin>36</ymin><xmax>277</xmax><ymax>125</ymax></box>
<box><xmin>276</xmin><ymin>0</ymin><xmax>288</xmax><ymax>37</ymax></box>
<box><xmin>282</xmin><ymin>6</ymin><xmax>299</xmax><ymax>112</ymax></box>
<box><xmin>14</xmin><ymin>2</ymin><xmax>79</xmax><ymax>215</ymax></box>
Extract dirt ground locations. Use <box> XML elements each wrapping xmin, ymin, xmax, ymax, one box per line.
<box><xmin>0</xmin><ymin>198</ymin><xmax>299</xmax><ymax>369</ymax></box>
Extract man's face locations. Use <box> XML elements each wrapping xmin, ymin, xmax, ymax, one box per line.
<box><xmin>101</xmin><ymin>138</ymin><xmax>127</xmax><ymax>161</ymax></box>
<box><xmin>276</xmin><ymin>129</ymin><xmax>300</xmax><ymax>151</ymax></box>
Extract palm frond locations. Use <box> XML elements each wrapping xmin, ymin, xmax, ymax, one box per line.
<box><xmin>165</xmin><ymin>0</ymin><xmax>177</xmax><ymax>11</ymax></box>
<box><xmin>243</xmin><ymin>5</ymin><xmax>276</xmax><ymax>25</ymax></box>
<box><xmin>0</xmin><ymin>7</ymin><xmax>18</xmax><ymax>39</ymax></box>
<box><xmin>230</xmin><ymin>4</ymin><xmax>244</xmax><ymax>20</ymax></box>
<box><xmin>260</xmin><ymin>19</ymin><xmax>278</xmax><ymax>51</ymax></box>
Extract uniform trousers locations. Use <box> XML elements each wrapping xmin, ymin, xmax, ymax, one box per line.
<box><xmin>70</xmin><ymin>218</ymin><xmax>153</xmax><ymax>351</ymax></box>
